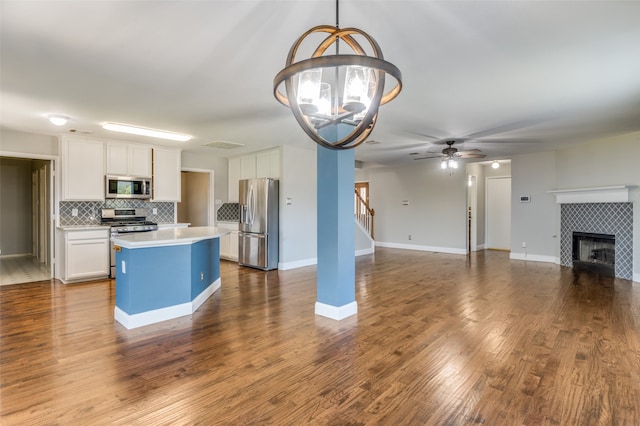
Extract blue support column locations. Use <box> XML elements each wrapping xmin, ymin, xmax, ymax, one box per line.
<box><xmin>315</xmin><ymin>144</ymin><xmax>357</xmax><ymax>320</ymax></box>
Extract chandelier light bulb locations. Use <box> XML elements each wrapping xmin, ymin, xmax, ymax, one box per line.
<box><xmin>492</xmin><ymin>160</ymin><xmax>500</xmax><ymax>169</ymax></box>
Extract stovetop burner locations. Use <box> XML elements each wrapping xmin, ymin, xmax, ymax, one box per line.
<box><xmin>101</xmin><ymin>208</ymin><xmax>158</xmax><ymax>233</ymax></box>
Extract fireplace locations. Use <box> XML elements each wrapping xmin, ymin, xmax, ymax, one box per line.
<box><xmin>572</xmin><ymin>232</ymin><xmax>615</xmax><ymax>277</ymax></box>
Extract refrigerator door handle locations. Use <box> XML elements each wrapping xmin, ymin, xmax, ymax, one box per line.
<box><xmin>241</xmin><ymin>204</ymin><xmax>247</xmax><ymax>224</ymax></box>
<box><xmin>239</xmin><ymin>232</ymin><xmax>266</xmax><ymax>239</ymax></box>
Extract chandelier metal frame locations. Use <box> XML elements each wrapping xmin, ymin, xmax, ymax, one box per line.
<box><xmin>273</xmin><ymin>12</ymin><xmax>402</xmax><ymax>150</ymax></box>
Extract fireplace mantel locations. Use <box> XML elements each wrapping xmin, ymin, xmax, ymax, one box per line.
<box><xmin>549</xmin><ymin>185</ymin><xmax>637</xmax><ymax>204</ymax></box>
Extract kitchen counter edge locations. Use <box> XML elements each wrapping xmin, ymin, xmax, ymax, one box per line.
<box><xmin>111</xmin><ymin>226</ymin><xmax>229</xmax><ymax>249</ymax></box>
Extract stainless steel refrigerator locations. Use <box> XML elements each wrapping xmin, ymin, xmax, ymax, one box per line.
<box><xmin>238</xmin><ymin>178</ymin><xmax>279</xmax><ymax>270</ymax></box>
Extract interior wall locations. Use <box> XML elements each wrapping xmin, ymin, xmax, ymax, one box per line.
<box><xmin>0</xmin><ymin>157</ymin><xmax>33</xmax><ymax>255</ymax></box>
<box><xmin>0</xmin><ymin>129</ymin><xmax>58</xmax><ymax>156</ymax></box>
<box><xmin>178</xmin><ymin>171</ymin><xmax>209</xmax><ymax>226</ymax></box>
<box><xmin>366</xmin><ymin>160</ymin><xmax>468</xmax><ymax>252</ymax></box>
<box><xmin>279</xmin><ymin>144</ymin><xmax>317</xmax><ymax>268</ymax></box>
<box><xmin>510</xmin><ymin>151</ymin><xmax>557</xmax><ymax>262</ymax></box>
<box><xmin>181</xmin><ymin>150</ymin><xmax>227</xmax><ymax>204</ymax></box>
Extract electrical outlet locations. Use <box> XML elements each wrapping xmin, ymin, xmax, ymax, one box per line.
<box><xmin>408</xmin><ymin>234</ymin><xmax>412</xmax><ymax>240</ymax></box>
<box><xmin>522</xmin><ymin>242</ymin><xmax>527</xmax><ymax>248</ymax></box>
<box><xmin>152</xmin><ymin>208</ymin><xmax>158</xmax><ymax>215</ymax></box>
<box><xmin>71</xmin><ymin>208</ymin><xmax>78</xmax><ymax>217</ymax></box>
<box><xmin>200</xmin><ymin>272</ymin><xmax>204</xmax><ymax>282</ymax></box>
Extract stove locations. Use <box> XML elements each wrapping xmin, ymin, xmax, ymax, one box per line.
<box><xmin>102</xmin><ymin>208</ymin><xmax>158</xmax><ymax>277</ymax></box>
<box><xmin>101</xmin><ymin>208</ymin><xmax>158</xmax><ymax>232</ymax></box>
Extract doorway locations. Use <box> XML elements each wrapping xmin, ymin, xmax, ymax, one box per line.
<box><xmin>486</xmin><ymin>176</ymin><xmax>511</xmax><ymax>250</ymax></box>
<box><xmin>1</xmin><ymin>156</ymin><xmax>53</xmax><ymax>285</ymax></box>
<box><xmin>178</xmin><ymin>169</ymin><xmax>215</xmax><ymax>226</ymax></box>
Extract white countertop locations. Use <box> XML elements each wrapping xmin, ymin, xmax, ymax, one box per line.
<box><xmin>57</xmin><ymin>225</ymin><xmax>110</xmax><ymax>231</ymax></box>
<box><xmin>112</xmin><ymin>226</ymin><xmax>229</xmax><ymax>249</ymax></box>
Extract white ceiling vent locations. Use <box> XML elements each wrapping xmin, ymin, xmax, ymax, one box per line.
<box><xmin>204</xmin><ymin>140</ymin><xmax>245</xmax><ymax>149</ymax></box>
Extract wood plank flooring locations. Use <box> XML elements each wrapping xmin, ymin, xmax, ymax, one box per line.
<box><xmin>1</xmin><ymin>248</ymin><xmax>639</xmax><ymax>425</ymax></box>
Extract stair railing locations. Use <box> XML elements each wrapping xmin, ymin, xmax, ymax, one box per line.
<box><xmin>354</xmin><ymin>189</ymin><xmax>375</xmax><ymax>239</ymax></box>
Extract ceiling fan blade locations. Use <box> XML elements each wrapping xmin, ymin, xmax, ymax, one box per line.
<box><xmin>413</xmin><ymin>155</ymin><xmax>442</xmax><ymax>160</ymax></box>
<box><xmin>458</xmin><ymin>153</ymin><xmax>487</xmax><ymax>159</ymax></box>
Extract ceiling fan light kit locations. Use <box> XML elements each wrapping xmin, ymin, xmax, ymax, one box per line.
<box><xmin>273</xmin><ymin>0</ymin><xmax>402</xmax><ymax>149</ymax></box>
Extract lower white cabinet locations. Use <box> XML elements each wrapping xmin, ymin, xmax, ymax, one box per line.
<box><xmin>219</xmin><ymin>222</ymin><xmax>239</xmax><ymax>261</ymax></box>
<box><xmin>64</xmin><ymin>228</ymin><xmax>110</xmax><ymax>282</ymax></box>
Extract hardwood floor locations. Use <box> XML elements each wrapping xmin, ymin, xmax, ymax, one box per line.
<box><xmin>1</xmin><ymin>248</ymin><xmax>639</xmax><ymax>425</ymax></box>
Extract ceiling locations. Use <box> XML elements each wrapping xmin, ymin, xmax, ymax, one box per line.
<box><xmin>2</xmin><ymin>1</ymin><xmax>640</xmax><ymax>167</ymax></box>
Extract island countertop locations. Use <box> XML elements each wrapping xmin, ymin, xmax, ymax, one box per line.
<box><xmin>112</xmin><ymin>226</ymin><xmax>229</xmax><ymax>249</ymax></box>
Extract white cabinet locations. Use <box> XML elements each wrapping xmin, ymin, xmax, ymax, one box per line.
<box><xmin>228</xmin><ymin>148</ymin><xmax>280</xmax><ymax>202</ymax></box>
<box><xmin>61</xmin><ymin>136</ymin><xmax>105</xmax><ymax>201</ymax></box>
<box><xmin>152</xmin><ymin>147</ymin><xmax>181</xmax><ymax>201</ymax></box>
<box><xmin>240</xmin><ymin>155</ymin><xmax>256</xmax><ymax>179</ymax></box>
<box><xmin>256</xmin><ymin>150</ymin><xmax>280</xmax><ymax>179</ymax></box>
<box><xmin>218</xmin><ymin>222</ymin><xmax>239</xmax><ymax>261</ymax></box>
<box><xmin>228</xmin><ymin>157</ymin><xmax>241</xmax><ymax>202</ymax></box>
<box><xmin>64</xmin><ymin>228</ymin><xmax>109</xmax><ymax>282</ymax></box>
<box><xmin>106</xmin><ymin>142</ymin><xmax>152</xmax><ymax>177</ymax></box>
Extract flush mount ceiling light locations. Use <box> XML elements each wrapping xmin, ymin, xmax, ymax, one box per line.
<box><xmin>48</xmin><ymin>114</ymin><xmax>70</xmax><ymax>126</ymax></box>
<box><xmin>492</xmin><ymin>160</ymin><xmax>500</xmax><ymax>169</ymax></box>
<box><xmin>102</xmin><ymin>122</ymin><xmax>191</xmax><ymax>142</ymax></box>
<box><xmin>273</xmin><ymin>0</ymin><xmax>402</xmax><ymax>150</ymax></box>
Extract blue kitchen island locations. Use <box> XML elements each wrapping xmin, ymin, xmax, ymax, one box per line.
<box><xmin>111</xmin><ymin>227</ymin><xmax>229</xmax><ymax>329</ymax></box>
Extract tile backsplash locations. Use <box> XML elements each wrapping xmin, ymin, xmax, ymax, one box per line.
<box><xmin>217</xmin><ymin>203</ymin><xmax>239</xmax><ymax>222</ymax></box>
<box><xmin>59</xmin><ymin>200</ymin><xmax>174</xmax><ymax>226</ymax></box>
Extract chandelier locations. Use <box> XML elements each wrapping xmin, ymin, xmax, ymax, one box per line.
<box><xmin>273</xmin><ymin>1</ymin><xmax>402</xmax><ymax>150</ymax></box>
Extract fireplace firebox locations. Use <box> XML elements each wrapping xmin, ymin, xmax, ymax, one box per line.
<box><xmin>572</xmin><ymin>232</ymin><xmax>615</xmax><ymax>277</ymax></box>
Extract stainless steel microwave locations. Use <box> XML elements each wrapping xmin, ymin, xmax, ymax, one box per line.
<box><xmin>105</xmin><ymin>175</ymin><xmax>152</xmax><ymax>199</ymax></box>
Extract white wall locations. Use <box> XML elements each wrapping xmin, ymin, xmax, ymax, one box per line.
<box><xmin>510</xmin><ymin>151</ymin><xmax>557</xmax><ymax>262</ymax></box>
<box><xmin>279</xmin><ymin>144</ymin><xmax>317</xmax><ymax>269</ymax></box>
<box><xmin>0</xmin><ymin>129</ymin><xmax>58</xmax><ymax>156</ymax></box>
<box><xmin>363</xmin><ymin>161</ymin><xmax>468</xmax><ymax>253</ymax></box>
<box><xmin>181</xmin><ymin>150</ymin><xmax>228</xmax><ymax>203</ymax></box>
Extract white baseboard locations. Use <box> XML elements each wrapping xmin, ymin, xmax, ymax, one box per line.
<box><xmin>509</xmin><ymin>253</ymin><xmax>559</xmax><ymax>264</ymax></box>
<box><xmin>633</xmin><ymin>271</ymin><xmax>640</xmax><ymax>284</ymax></box>
<box><xmin>115</xmin><ymin>278</ymin><xmax>221</xmax><ymax>329</ymax></box>
<box><xmin>375</xmin><ymin>241</ymin><xmax>467</xmax><ymax>255</ymax></box>
<box><xmin>356</xmin><ymin>247</ymin><xmax>374</xmax><ymax>256</ymax></box>
<box><xmin>279</xmin><ymin>248</ymin><xmax>374</xmax><ymax>270</ymax></box>
<box><xmin>279</xmin><ymin>257</ymin><xmax>317</xmax><ymax>270</ymax></box>
<box><xmin>315</xmin><ymin>301</ymin><xmax>357</xmax><ymax>320</ymax></box>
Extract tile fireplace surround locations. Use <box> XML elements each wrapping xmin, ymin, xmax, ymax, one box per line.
<box><xmin>552</xmin><ymin>186</ymin><xmax>635</xmax><ymax>280</ymax></box>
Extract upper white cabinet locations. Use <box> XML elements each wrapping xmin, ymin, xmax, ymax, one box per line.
<box><xmin>152</xmin><ymin>147</ymin><xmax>181</xmax><ymax>201</ymax></box>
<box><xmin>228</xmin><ymin>157</ymin><xmax>241</xmax><ymax>202</ymax></box>
<box><xmin>256</xmin><ymin>150</ymin><xmax>280</xmax><ymax>179</ymax></box>
<box><xmin>61</xmin><ymin>136</ymin><xmax>105</xmax><ymax>201</ymax></box>
<box><xmin>240</xmin><ymin>155</ymin><xmax>257</xmax><ymax>180</ymax></box>
<box><xmin>228</xmin><ymin>148</ymin><xmax>280</xmax><ymax>202</ymax></box>
<box><xmin>106</xmin><ymin>142</ymin><xmax>152</xmax><ymax>177</ymax></box>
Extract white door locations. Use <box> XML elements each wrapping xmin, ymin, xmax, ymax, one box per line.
<box><xmin>486</xmin><ymin>177</ymin><xmax>511</xmax><ymax>250</ymax></box>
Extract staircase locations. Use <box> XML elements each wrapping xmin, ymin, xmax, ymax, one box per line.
<box><xmin>355</xmin><ymin>189</ymin><xmax>375</xmax><ymax>239</ymax></box>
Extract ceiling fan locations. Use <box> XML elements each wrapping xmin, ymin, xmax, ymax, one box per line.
<box><xmin>413</xmin><ymin>140</ymin><xmax>487</xmax><ymax>162</ymax></box>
